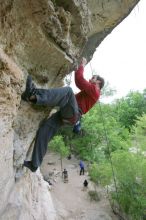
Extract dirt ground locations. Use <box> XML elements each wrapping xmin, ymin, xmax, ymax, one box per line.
<box><xmin>41</xmin><ymin>151</ymin><xmax>119</xmax><ymax>220</ymax></box>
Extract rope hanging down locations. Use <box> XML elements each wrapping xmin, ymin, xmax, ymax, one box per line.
<box><xmin>88</xmin><ymin>60</ymin><xmax>126</xmax><ymax>220</ymax></box>
<box><xmin>66</xmin><ymin>57</ymin><xmax>133</xmax><ymax>219</ymax></box>
<box><xmin>65</xmin><ymin>64</ymin><xmax>73</xmax><ymax>86</ymax></box>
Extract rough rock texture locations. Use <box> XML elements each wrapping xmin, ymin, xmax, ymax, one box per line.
<box><xmin>0</xmin><ymin>171</ymin><xmax>56</xmax><ymax>220</ymax></box>
<box><xmin>0</xmin><ymin>0</ymin><xmax>140</xmax><ymax>219</ymax></box>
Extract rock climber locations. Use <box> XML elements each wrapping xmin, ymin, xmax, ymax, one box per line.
<box><xmin>22</xmin><ymin>57</ymin><xmax>104</xmax><ymax>172</ymax></box>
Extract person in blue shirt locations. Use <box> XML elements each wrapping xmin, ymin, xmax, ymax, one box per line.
<box><xmin>79</xmin><ymin>160</ymin><xmax>85</xmax><ymax>175</ymax></box>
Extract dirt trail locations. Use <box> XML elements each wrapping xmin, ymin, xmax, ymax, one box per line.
<box><xmin>41</xmin><ymin>151</ymin><xmax>119</xmax><ymax>220</ymax></box>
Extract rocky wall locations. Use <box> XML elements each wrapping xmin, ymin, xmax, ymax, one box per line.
<box><xmin>0</xmin><ymin>0</ymin><xmax>140</xmax><ymax>219</ymax></box>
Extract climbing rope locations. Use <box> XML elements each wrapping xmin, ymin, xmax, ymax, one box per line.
<box><xmin>65</xmin><ymin>71</ymin><xmax>72</xmax><ymax>86</ymax></box>
<box><xmin>88</xmin><ymin>60</ymin><xmax>126</xmax><ymax>220</ymax></box>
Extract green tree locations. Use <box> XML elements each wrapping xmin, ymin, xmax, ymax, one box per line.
<box><xmin>89</xmin><ymin>161</ymin><xmax>112</xmax><ymax>186</ymax></box>
<box><xmin>49</xmin><ymin>135</ymin><xmax>69</xmax><ymax>171</ymax></box>
<box><xmin>131</xmin><ymin>114</ymin><xmax>146</xmax><ymax>152</ymax></box>
<box><xmin>114</xmin><ymin>91</ymin><xmax>146</xmax><ymax>130</ymax></box>
<box><xmin>111</xmin><ymin>151</ymin><xmax>146</xmax><ymax>220</ymax></box>
<box><xmin>59</xmin><ymin>102</ymin><xmax>131</xmax><ymax>163</ymax></box>
<box><xmin>83</xmin><ymin>103</ymin><xmax>131</xmax><ymax>157</ymax></box>
<box><xmin>91</xmin><ymin>150</ymin><xmax>146</xmax><ymax>219</ymax></box>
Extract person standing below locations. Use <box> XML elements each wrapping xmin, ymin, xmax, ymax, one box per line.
<box><xmin>83</xmin><ymin>179</ymin><xmax>88</xmax><ymax>187</ymax></box>
<box><xmin>79</xmin><ymin>160</ymin><xmax>85</xmax><ymax>175</ymax></box>
<box><xmin>83</xmin><ymin>179</ymin><xmax>88</xmax><ymax>191</ymax></box>
<box><xmin>22</xmin><ymin>57</ymin><xmax>104</xmax><ymax>172</ymax></box>
<box><xmin>62</xmin><ymin>168</ymin><xmax>68</xmax><ymax>183</ymax></box>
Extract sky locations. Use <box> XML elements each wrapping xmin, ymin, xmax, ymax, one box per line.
<box><xmin>71</xmin><ymin>0</ymin><xmax>146</xmax><ymax>102</ymax></box>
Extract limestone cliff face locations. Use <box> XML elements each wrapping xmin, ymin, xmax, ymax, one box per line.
<box><xmin>0</xmin><ymin>0</ymin><xmax>140</xmax><ymax>219</ymax></box>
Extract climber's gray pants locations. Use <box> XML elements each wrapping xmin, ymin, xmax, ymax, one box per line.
<box><xmin>32</xmin><ymin>111</ymin><xmax>62</xmax><ymax>168</ymax></box>
<box><xmin>35</xmin><ymin>86</ymin><xmax>79</xmax><ymax>119</ymax></box>
<box><xmin>31</xmin><ymin>86</ymin><xmax>79</xmax><ymax>168</ymax></box>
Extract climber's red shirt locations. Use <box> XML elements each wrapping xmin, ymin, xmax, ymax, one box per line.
<box><xmin>75</xmin><ymin>65</ymin><xmax>100</xmax><ymax>114</ymax></box>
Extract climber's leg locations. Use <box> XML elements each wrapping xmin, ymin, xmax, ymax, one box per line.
<box><xmin>35</xmin><ymin>86</ymin><xmax>79</xmax><ymax>115</ymax></box>
<box><xmin>24</xmin><ymin>111</ymin><xmax>62</xmax><ymax>172</ymax></box>
<box><xmin>22</xmin><ymin>75</ymin><xmax>79</xmax><ymax>121</ymax></box>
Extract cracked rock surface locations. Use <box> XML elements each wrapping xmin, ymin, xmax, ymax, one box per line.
<box><xmin>0</xmin><ymin>0</ymin><xmax>140</xmax><ymax>219</ymax></box>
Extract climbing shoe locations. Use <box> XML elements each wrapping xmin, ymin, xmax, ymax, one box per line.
<box><xmin>21</xmin><ymin>75</ymin><xmax>36</xmax><ymax>101</ymax></box>
<box><xmin>73</xmin><ymin>120</ymin><xmax>81</xmax><ymax>134</ymax></box>
<box><xmin>23</xmin><ymin>161</ymin><xmax>38</xmax><ymax>172</ymax></box>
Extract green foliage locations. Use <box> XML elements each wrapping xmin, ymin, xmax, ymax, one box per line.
<box><xmin>80</xmin><ymin>90</ymin><xmax>146</xmax><ymax>219</ymax></box>
<box><xmin>89</xmin><ymin>163</ymin><xmax>99</xmax><ymax>184</ymax></box>
<box><xmin>89</xmin><ymin>162</ymin><xmax>112</xmax><ymax>186</ymax></box>
<box><xmin>131</xmin><ymin>114</ymin><xmax>146</xmax><ymax>151</ymax></box>
<box><xmin>83</xmin><ymin>103</ymin><xmax>131</xmax><ymax>157</ymax></box>
<box><xmin>89</xmin><ymin>150</ymin><xmax>146</xmax><ymax>219</ymax></box>
<box><xmin>49</xmin><ymin>135</ymin><xmax>69</xmax><ymax>158</ymax></box>
<box><xmin>58</xmin><ymin>101</ymin><xmax>131</xmax><ymax>161</ymax></box>
<box><xmin>111</xmin><ymin>151</ymin><xmax>146</xmax><ymax>219</ymax></box>
<box><xmin>114</xmin><ymin>91</ymin><xmax>146</xmax><ymax>130</ymax></box>
<box><xmin>48</xmin><ymin>88</ymin><xmax>146</xmax><ymax>219</ymax></box>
